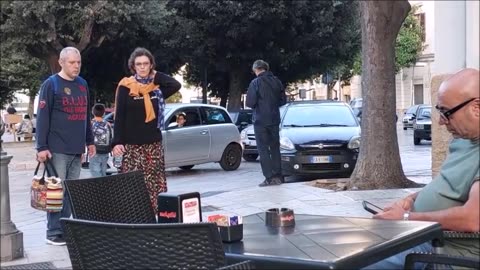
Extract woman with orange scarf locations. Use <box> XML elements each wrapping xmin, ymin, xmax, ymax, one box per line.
<box><xmin>111</xmin><ymin>47</ymin><xmax>181</xmax><ymax>210</ymax></box>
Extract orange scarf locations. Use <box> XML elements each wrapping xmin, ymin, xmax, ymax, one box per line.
<box><xmin>116</xmin><ymin>76</ymin><xmax>159</xmax><ymax>123</ymax></box>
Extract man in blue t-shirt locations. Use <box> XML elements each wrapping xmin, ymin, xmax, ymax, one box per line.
<box><xmin>365</xmin><ymin>68</ymin><xmax>479</xmax><ymax>269</ymax></box>
<box><xmin>36</xmin><ymin>47</ymin><xmax>95</xmax><ymax>246</ymax></box>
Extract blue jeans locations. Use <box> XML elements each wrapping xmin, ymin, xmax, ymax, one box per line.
<box><xmin>46</xmin><ymin>153</ymin><xmax>81</xmax><ymax>238</ymax></box>
<box><xmin>254</xmin><ymin>124</ymin><xmax>282</xmax><ymax>179</ymax></box>
<box><xmin>363</xmin><ymin>242</ymin><xmax>433</xmax><ymax>269</ymax></box>
<box><xmin>89</xmin><ymin>153</ymin><xmax>109</xmax><ymax>177</ymax></box>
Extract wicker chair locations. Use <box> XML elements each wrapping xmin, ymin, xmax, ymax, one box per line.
<box><xmin>64</xmin><ymin>171</ymin><xmax>156</xmax><ymax>223</ymax></box>
<box><xmin>61</xmin><ymin>218</ymin><xmax>253</xmax><ymax>270</ymax></box>
<box><xmin>404</xmin><ymin>231</ymin><xmax>480</xmax><ymax>269</ymax></box>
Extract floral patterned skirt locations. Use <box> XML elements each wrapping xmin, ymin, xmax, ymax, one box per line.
<box><xmin>121</xmin><ymin>141</ymin><xmax>167</xmax><ymax>210</ymax></box>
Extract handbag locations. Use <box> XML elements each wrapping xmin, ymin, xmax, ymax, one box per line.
<box><xmin>30</xmin><ymin>160</ymin><xmax>63</xmax><ymax>212</ymax></box>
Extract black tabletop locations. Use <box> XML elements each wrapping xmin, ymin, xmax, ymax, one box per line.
<box><xmin>223</xmin><ymin>213</ymin><xmax>443</xmax><ymax>269</ymax></box>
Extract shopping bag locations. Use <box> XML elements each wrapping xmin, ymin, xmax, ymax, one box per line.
<box><xmin>30</xmin><ymin>161</ymin><xmax>63</xmax><ymax>212</ymax></box>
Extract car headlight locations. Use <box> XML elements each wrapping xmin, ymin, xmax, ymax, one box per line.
<box><xmin>415</xmin><ymin>124</ymin><xmax>424</xmax><ymax>129</ymax></box>
<box><xmin>348</xmin><ymin>136</ymin><xmax>361</xmax><ymax>149</ymax></box>
<box><xmin>280</xmin><ymin>136</ymin><xmax>295</xmax><ymax>150</ymax></box>
<box><xmin>240</xmin><ymin>129</ymin><xmax>247</xmax><ymax>140</ymax></box>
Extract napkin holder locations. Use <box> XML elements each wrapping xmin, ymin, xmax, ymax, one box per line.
<box><xmin>218</xmin><ymin>224</ymin><xmax>243</xmax><ymax>243</ymax></box>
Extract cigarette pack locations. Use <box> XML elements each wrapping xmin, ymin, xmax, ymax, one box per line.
<box><xmin>207</xmin><ymin>214</ymin><xmax>243</xmax><ymax>227</ymax></box>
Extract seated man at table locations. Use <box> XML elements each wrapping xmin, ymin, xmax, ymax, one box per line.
<box><xmin>365</xmin><ymin>68</ymin><xmax>479</xmax><ymax>269</ymax></box>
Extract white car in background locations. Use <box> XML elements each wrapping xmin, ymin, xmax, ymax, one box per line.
<box><xmin>240</xmin><ymin>125</ymin><xmax>258</xmax><ymax>161</ymax></box>
<box><xmin>100</xmin><ymin>104</ymin><xmax>243</xmax><ymax>173</ymax></box>
<box><xmin>163</xmin><ymin>103</ymin><xmax>243</xmax><ymax>171</ymax></box>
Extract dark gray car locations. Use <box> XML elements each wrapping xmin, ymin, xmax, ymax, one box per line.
<box><xmin>229</xmin><ymin>109</ymin><xmax>253</xmax><ymax>132</ymax></box>
<box><xmin>413</xmin><ymin>105</ymin><xmax>432</xmax><ymax>145</ymax></box>
<box><xmin>402</xmin><ymin>105</ymin><xmax>420</xmax><ymax>130</ymax></box>
<box><xmin>241</xmin><ymin>101</ymin><xmax>361</xmax><ymax>177</ymax></box>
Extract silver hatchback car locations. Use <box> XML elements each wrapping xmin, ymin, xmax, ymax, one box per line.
<box><xmin>162</xmin><ymin>103</ymin><xmax>243</xmax><ymax>171</ymax></box>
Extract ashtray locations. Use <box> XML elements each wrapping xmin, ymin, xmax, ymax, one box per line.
<box><xmin>265</xmin><ymin>208</ymin><xmax>295</xmax><ymax>227</ymax></box>
<box><xmin>218</xmin><ymin>224</ymin><xmax>243</xmax><ymax>243</ymax></box>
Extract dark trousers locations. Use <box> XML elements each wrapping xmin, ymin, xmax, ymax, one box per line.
<box><xmin>254</xmin><ymin>124</ymin><xmax>282</xmax><ymax>179</ymax></box>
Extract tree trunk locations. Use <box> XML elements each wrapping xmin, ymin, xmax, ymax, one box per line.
<box><xmin>202</xmin><ymin>67</ymin><xmax>208</xmax><ymax>104</ymax></box>
<box><xmin>227</xmin><ymin>69</ymin><xmax>246</xmax><ymax>111</ymax></box>
<box><xmin>27</xmin><ymin>95</ymin><xmax>35</xmax><ymax>118</ymax></box>
<box><xmin>47</xmin><ymin>52</ymin><xmax>61</xmax><ymax>74</ymax></box>
<box><xmin>219</xmin><ymin>91</ymin><xmax>228</xmax><ymax>108</ymax></box>
<box><xmin>348</xmin><ymin>0</ymin><xmax>419</xmax><ymax>190</ymax></box>
<box><xmin>327</xmin><ymin>82</ymin><xmax>336</xmax><ymax>99</ymax></box>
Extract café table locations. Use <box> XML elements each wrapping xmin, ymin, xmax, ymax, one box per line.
<box><xmin>223</xmin><ymin>213</ymin><xmax>443</xmax><ymax>269</ymax></box>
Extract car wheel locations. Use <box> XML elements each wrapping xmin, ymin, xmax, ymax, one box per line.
<box><xmin>179</xmin><ymin>165</ymin><xmax>194</xmax><ymax>170</ymax></box>
<box><xmin>413</xmin><ymin>136</ymin><xmax>421</xmax><ymax>145</ymax></box>
<box><xmin>403</xmin><ymin>127</ymin><xmax>407</xmax><ymax>130</ymax></box>
<box><xmin>243</xmin><ymin>154</ymin><xmax>258</xmax><ymax>162</ymax></box>
<box><xmin>219</xmin><ymin>143</ymin><xmax>242</xmax><ymax>171</ymax></box>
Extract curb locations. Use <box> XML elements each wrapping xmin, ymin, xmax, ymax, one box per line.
<box><xmin>8</xmin><ymin>162</ymin><xmax>38</xmax><ymax>172</ymax></box>
<box><xmin>2</xmin><ymin>141</ymin><xmax>35</xmax><ymax>147</ymax></box>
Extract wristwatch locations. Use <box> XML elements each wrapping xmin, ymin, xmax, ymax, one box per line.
<box><xmin>403</xmin><ymin>211</ymin><xmax>410</xmax><ymax>220</ymax></box>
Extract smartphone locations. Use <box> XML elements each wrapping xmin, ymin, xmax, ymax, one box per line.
<box><xmin>362</xmin><ymin>201</ymin><xmax>384</xmax><ymax>215</ymax></box>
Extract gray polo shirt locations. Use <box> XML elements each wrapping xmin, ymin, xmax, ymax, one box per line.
<box><xmin>413</xmin><ymin>138</ymin><xmax>479</xmax><ymax>260</ymax></box>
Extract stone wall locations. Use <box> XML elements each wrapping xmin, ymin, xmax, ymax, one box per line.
<box><xmin>430</xmin><ymin>74</ymin><xmax>452</xmax><ymax>177</ymax></box>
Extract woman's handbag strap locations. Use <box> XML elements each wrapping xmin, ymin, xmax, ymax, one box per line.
<box><xmin>44</xmin><ymin>159</ymin><xmax>59</xmax><ymax>178</ymax></box>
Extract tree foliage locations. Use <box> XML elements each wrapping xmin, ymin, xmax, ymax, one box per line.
<box><xmin>352</xmin><ymin>4</ymin><xmax>423</xmax><ymax>75</ymax></box>
<box><xmin>0</xmin><ymin>42</ymin><xmax>48</xmax><ymax>108</ymax></box>
<box><xmin>1</xmin><ymin>0</ymin><xmax>176</xmax><ymax>107</ymax></box>
<box><xmin>80</xmin><ymin>1</ymin><xmax>185</xmax><ymax>105</ymax></box>
<box><xmin>395</xmin><ymin>5</ymin><xmax>424</xmax><ymax>70</ymax></box>
<box><xmin>1</xmin><ymin>0</ymin><xmax>143</xmax><ymax>72</ymax></box>
<box><xmin>2</xmin><ymin>0</ymin><xmax>361</xmax><ymax>110</ymax></box>
<box><xmin>166</xmin><ymin>0</ymin><xmax>360</xmax><ymax>110</ymax></box>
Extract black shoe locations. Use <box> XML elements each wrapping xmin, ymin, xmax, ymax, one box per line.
<box><xmin>258</xmin><ymin>177</ymin><xmax>282</xmax><ymax>187</ymax></box>
<box><xmin>273</xmin><ymin>174</ymin><xmax>285</xmax><ymax>183</ymax></box>
<box><xmin>46</xmin><ymin>235</ymin><xmax>66</xmax><ymax>246</ymax></box>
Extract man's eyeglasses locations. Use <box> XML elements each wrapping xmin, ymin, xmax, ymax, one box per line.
<box><xmin>435</xmin><ymin>97</ymin><xmax>476</xmax><ymax>121</ymax></box>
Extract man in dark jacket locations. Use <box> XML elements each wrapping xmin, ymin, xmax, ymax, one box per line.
<box><xmin>246</xmin><ymin>60</ymin><xmax>287</xmax><ymax>187</ymax></box>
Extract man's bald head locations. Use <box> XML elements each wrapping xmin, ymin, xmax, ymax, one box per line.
<box><xmin>437</xmin><ymin>68</ymin><xmax>480</xmax><ymax>141</ymax></box>
<box><xmin>439</xmin><ymin>68</ymin><xmax>479</xmax><ymax>102</ymax></box>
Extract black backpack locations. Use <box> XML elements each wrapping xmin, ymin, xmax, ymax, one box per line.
<box><xmin>91</xmin><ymin>120</ymin><xmax>112</xmax><ymax>154</ymax></box>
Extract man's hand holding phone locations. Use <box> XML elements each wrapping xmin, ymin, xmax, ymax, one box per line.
<box><xmin>362</xmin><ymin>201</ymin><xmax>384</xmax><ymax>215</ymax></box>
<box><xmin>367</xmin><ymin>195</ymin><xmax>416</xmax><ymax>220</ymax></box>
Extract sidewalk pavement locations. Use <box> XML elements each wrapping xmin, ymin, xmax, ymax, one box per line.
<box><xmin>0</xmin><ymin>132</ymin><xmax>431</xmax><ymax>269</ymax></box>
<box><xmin>3</xmin><ymin>140</ymin><xmax>38</xmax><ymax>172</ymax></box>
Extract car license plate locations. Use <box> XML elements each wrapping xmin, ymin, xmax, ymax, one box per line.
<box><xmin>249</xmin><ymin>140</ymin><xmax>256</xmax><ymax>146</ymax></box>
<box><xmin>310</xmin><ymin>156</ymin><xmax>332</xmax><ymax>163</ymax></box>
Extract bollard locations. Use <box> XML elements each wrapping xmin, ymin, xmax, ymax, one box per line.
<box><xmin>0</xmin><ymin>117</ymin><xmax>24</xmax><ymax>261</ymax></box>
